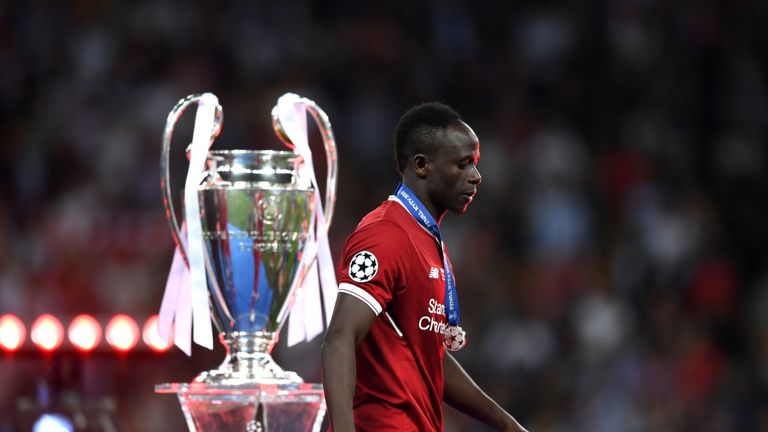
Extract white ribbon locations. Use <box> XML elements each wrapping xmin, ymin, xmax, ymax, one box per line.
<box><xmin>274</xmin><ymin>93</ymin><xmax>338</xmax><ymax>346</ymax></box>
<box><xmin>158</xmin><ymin>232</ymin><xmax>189</xmax><ymax>353</ymax></box>
<box><xmin>158</xmin><ymin>93</ymin><xmax>218</xmax><ymax>355</ymax></box>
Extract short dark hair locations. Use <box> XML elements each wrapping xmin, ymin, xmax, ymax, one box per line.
<box><xmin>393</xmin><ymin>102</ymin><xmax>463</xmax><ymax>174</ymax></box>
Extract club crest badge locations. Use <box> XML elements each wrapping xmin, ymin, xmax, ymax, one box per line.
<box><xmin>349</xmin><ymin>251</ymin><xmax>378</xmax><ymax>283</ymax></box>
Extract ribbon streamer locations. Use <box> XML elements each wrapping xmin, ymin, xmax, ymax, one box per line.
<box><xmin>158</xmin><ymin>93</ymin><xmax>218</xmax><ymax>354</ymax></box>
<box><xmin>274</xmin><ymin>93</ymin><xmax>338</xmax><ymax>346</ymax></box>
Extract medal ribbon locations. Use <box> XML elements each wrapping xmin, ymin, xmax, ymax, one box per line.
<box><xmin>393</xmin><ymin>183</ymin><xmax>460</xmax><ymax>326</ymax></box>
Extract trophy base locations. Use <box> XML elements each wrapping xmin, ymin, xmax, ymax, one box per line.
<box><xmin>195</xmin><ymin>332</ymin><xmax>304</xmax><ymax>386</ymax></box>
<box><xmin>156</xmin><ymin>382</ymin><xmax>325</xmax><ymax>432</ymax></box>
<box><xmin>194</xmin><ymin>353</ymin><xmax>304</xmax><ymax>386</ymax></box>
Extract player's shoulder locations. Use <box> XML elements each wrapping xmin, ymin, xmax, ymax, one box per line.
<box><xmin>356</xmin><ymin>199</ymin><xmax>412</xmax><ymax>234</ymax></box>
<box><xmin>347</xmin><ymin>199</ymin><xmax>413</xmax><ymax>246</ymax></box>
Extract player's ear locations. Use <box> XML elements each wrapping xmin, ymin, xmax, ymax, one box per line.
<box><xmin>412</xmin><ymin>154</ymin><xmax>430</xmax><ymax>178</ymax></box>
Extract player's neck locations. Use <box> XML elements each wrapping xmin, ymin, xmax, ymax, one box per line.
<box><xmin>401</xmin><ymin>178</ymin><xmax>446</xmax><ymax>225</ymax></box>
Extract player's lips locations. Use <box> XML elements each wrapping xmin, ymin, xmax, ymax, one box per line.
<box><xmin>461</xmin><ymin>190</ymin><xmax>476</xmax><ymax>201</ymax></box>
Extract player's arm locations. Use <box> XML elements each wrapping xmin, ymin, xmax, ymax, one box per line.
<box><xmin>321</xmin><ymin>292</ymin><xmax>377</xmax><ymax>432</ymax></box>
<box><xmin>443</xmin><ymin>352</ymin><xmax>528</xmax><ymax>432</ymax></box>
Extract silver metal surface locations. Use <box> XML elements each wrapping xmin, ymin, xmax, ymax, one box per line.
<box><xmin>160</xmin><ymin>94</ymin><xmax>338</xmax><ymax>386</ymax></box>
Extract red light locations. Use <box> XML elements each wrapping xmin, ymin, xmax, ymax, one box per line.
<box><xmin>0</xmin><ymin>314</ymin><xmax>26</xmax><ymax>351</ymax></box>
<box><xmin>143</xmin><ymin>315</ymin><xmax>173</xmax><ymax>352</ymax></box>
<box><xmin>105</xmin><ymin>314</ymin><xmax>140</xmax><ymax>352</ymax></box>
<box><xmin>31</xmin><ymin>314</ymin><xmax>65</xmax><ymax>352</ymax></box>
<box><xmin>68</xmin><ymin>315</ymin><xmax>102</xmax><ymax>352</ymax></box>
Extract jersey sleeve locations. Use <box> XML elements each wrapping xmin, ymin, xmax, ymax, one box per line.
<box><xmin>337</xmin><ymin>220</ymin><xmax>411</xmax><ymax>315</ymax></box>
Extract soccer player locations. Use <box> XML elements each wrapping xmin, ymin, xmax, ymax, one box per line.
<box><xmin>322</xmin><ymin>102</ymin><xmax>528</xmax><ymax>432</ymax></box>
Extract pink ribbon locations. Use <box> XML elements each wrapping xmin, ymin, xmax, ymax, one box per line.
<box><xmin>274</xmin><ymin>93</ymin><xmax>338</xmax><ymax>346</ymax></box>
<box><xmin>158</xmin><ymin>93</ymin><xmax>218</xmax><ymax>355</ymax></box>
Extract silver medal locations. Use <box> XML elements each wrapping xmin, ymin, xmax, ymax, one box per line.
<box><xmin>443</xmin><ymin>325</ymin><xmax>467</xmax><ymax>352</ymax></box>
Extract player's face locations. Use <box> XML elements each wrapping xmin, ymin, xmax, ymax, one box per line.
<box><xmin>426</xmin><ymin>122</ymin><xmax>482</xmax><ymax>217</ymax></box>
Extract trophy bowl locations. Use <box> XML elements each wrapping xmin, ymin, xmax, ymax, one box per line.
<box><xmin>195</xmin><ymin>149</ymin><xmax>312</xmax><ymax>385</ymax></box>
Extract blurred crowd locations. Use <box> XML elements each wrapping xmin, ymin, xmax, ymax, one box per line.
<box><xmin>1</xmin><ymin>0</ymin><xmax>767</xmax><ymax>431</ymax></box>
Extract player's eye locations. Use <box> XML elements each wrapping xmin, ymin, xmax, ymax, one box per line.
<box><xmin>458</xmin><ymin>158</ymin><xmax>474</xmax><ymax>169</ymax></box>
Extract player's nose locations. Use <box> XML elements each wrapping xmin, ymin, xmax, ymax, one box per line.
<box><xmin>468</xmin><ymin>165</ymin><xmax>481</xmax><ymax>185</ymax></box>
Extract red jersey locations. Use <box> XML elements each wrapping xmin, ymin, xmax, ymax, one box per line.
<box><xmin>337</xmin><ymin>197</ymin><xmax>453</xmax><ymax>432</ymax></box>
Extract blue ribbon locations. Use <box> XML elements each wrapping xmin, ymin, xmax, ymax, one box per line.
<box><xmin>393</xmin><ymin>183</ymin><xmax>460</xmax><ymax>326</ymax></box>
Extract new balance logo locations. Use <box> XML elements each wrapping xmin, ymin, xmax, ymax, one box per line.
<box><xmin>428</xmin><ymin>267</ymin><xmax>440</xmax><ymax>279</ymax></box>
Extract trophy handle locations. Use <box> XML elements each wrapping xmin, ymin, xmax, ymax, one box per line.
<box><xmin>271</xmin><ymin>97</ymin><xmax>338</xmax><ymax>330</ymax></box>
<box><xmin>160</xmin><ymin>94</ymin><xmax>224</xmax><ymax>267</ymax></box>
<box><xmin>271</xmin><ymin>98</ymin><xmax>338</xmax><ymax>229</ymax></box>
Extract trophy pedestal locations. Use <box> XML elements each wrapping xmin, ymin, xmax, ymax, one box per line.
<box><xmin>156</xmin><ymin>383</ymin><xmax>325</xmax><ymax>432</ymax></box>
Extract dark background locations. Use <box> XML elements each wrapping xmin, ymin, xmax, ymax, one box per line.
<box><xmin>1</xmin><ymin>0</ymin><xmax>767</xmax><ymax>430</ymax></box>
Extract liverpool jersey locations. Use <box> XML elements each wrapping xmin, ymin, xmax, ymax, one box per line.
<box><xmin>336</xmin><ymin>197</ymin><xmax>454</xmax><ymax>432</ymax></box>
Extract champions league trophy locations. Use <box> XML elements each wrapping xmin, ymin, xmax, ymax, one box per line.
<box><xmin>155</xmin><ymin>92</ymin><xmax>337</xmax><ymax>432</ymax></box>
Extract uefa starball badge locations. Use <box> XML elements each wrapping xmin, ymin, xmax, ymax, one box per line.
<box><xmin>348</xmin><ymin>251</ymin><xmax>378</xmax><ymax>283</ymax></box>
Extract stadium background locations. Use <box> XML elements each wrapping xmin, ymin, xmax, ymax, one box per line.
<box><xmin>1</xmin><ymin>1</ymin><xmax>767</xmax><ymax>430</ymax></box>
